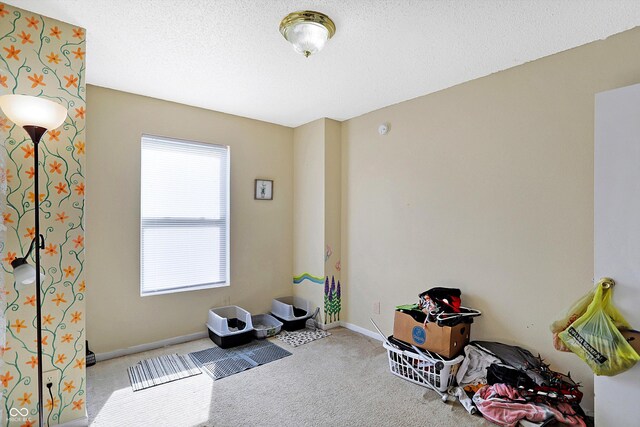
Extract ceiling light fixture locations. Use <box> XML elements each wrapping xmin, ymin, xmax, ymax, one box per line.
<box><xmin>279</xmin><ymin>10</ymin><xmax>336</xmax><ymax>58</ymax></box>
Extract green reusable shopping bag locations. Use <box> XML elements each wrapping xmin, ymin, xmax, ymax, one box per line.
<box><xmin>558</xmin><ymin>279</ymin><xmax>640</xmax><ymax>376</ymax></box>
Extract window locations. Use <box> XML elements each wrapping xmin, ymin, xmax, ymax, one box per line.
<box><xmin>140</xmin><ymin>134</ymin><xmax>229</xmax><ymax>296</ymax></box>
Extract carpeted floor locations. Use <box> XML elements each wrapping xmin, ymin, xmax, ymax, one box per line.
<box><xmin>87</xmin><ymin>327</ymin><xmax>491</xmax><ymax>426</ymax></box>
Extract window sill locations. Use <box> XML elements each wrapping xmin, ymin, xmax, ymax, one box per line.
<box><xmin>141</xmin><ymin>282</ymin><xmax>229</xmax><ymax>297</ymax></box>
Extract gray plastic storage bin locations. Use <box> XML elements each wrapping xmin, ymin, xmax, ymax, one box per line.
<box><xmin>207</xmin><ymin>306</ymin><xmax>253</xmax><ymax>348</ymax></box>
<box><xmin>271</xmin><ymin>296</ymin><xmax>313</xmax><ymax>331</ymax></box>
<box><xmin>251</xmin><ymin>314</ymin><xmax>282</xmax><ymax>339</ymax></box>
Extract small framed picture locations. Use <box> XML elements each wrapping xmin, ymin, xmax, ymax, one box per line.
<box><xmin>255</xmin><ymin>179</ymin><xmax>273</xmax><ymax>200</ymax></box>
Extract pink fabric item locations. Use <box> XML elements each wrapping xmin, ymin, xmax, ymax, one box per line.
<box><xmin>472</xmin><ymin>384</ymin><xmax>586</xmax><ymax>427</ymax></box>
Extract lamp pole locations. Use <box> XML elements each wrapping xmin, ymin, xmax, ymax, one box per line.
<box><xmin>0</xmin><ymin>94</ymin><xmax>68</xmax><ymax>427</ymax></box>
<box><xmin>25</xmin><ymin>125</ymin><xmax>47</xmax><ymax>427</ymax></box>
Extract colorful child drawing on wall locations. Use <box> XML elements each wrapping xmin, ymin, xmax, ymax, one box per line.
<box><xmin>324</xmin><ymin>275</ymin><xmax>341</xmax><ymax>324</ymax></box>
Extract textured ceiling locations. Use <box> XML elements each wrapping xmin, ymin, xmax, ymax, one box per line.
<box><xmin>7</xmin><ymin>0</ymin><xmax>640</xmax><ymax>127</ymax></box>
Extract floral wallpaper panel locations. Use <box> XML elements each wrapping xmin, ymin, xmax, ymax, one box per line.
<box><xmin>0</xmin><ymin>3</ymin><xmax>86</xmax><ymax>426</ymax></box>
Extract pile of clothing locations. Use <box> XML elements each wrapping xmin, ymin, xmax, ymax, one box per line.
<box><xmin>456</xmin><ymin>341</ymin><xmax>586</xmax><ymax>427</ymax></box>
<box><xmin>417</xmin><ymin>287</ymin><xmax>481</xmax><ymax>326</ymax></box>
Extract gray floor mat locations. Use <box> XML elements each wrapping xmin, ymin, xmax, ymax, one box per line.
<box><xmin>189</xmin><ymin>340</ymin><xmax>291</xmax><ymax>380</ymax></box>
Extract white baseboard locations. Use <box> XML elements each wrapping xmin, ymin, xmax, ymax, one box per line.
<box><xmin>94</xmin><ymin>322</ymin><xmax>377</xmax><ymax>361</ymax></box>
<box><xmin>58</xmin><ymin>413</ymin><xmax>88</xmax><ymax>427</ymax></box>
<box><xmin>340</xmin><ymin>321</ymin><xmax>383</xmax><ymax>341</ymax></box>
<box><xmin>319</xmin><ymin>321</ymin><xmax>340</xmax><ymax>330</ymax></box>
<box><xmin>95</xmin><ymin>331</ymin><xmax>208</xmax><ymax>362</ymax></box>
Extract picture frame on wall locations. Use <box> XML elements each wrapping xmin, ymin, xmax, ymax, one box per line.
<box><xmin>255</xmin><ymin>179</ymin><xmax>273</xmax><ymax>200</ymax></box>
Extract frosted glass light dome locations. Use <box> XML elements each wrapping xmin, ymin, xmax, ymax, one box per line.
<box><xmin>280</xmin><ymin>11</ymin><xmax>336</xmax><ymax>58</ymax></box>
<box><xmin>11</xmin><ymin>258</ymin><xmax>36</xmax><ymax>286</ymax></box>
<box><xmin>0</xmin><ymin>94</ymin><xmax>67</xmax><ymax>130</ymax></box>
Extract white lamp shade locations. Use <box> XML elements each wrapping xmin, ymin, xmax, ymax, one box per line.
<box><xmin>0</xmin><ymin>94</ymin><xmax>67</xmax><ymax>130</ymax></box>
<box><xmin>13</xmin><ymin>262</ymin><xmax>36</xmax><ymax>286</ymax></box>
<box><xmin>283</xmin><ymin>22</ymin><xmax>329</xmax><ymax>56</ymax></box>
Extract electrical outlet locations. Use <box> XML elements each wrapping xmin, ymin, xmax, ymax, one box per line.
<box><xmin>42</xmin><ymin>370</ymin><xmax>60</xmax><ymax>398</ymax></box>
<box><xmin>373</xmin><ymin>301</ymin><xmax>380</xmax><ymax>314</ymax></box>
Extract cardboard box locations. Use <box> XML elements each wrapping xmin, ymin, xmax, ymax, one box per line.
<box><xmin>392</xmin><ymin>310</ymin><xmax>470</xmax><ymax>358</ymax></box>
<box><xmin>621</xmin><ymin>329</ymin><xmax>640</xmax><ymax>355</ymax></box>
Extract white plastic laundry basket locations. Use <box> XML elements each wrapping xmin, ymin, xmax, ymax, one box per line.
<box><xmin>383</xmin><ymin>341</ymin><xmax>464</xmax><ymax>392</ymax></box>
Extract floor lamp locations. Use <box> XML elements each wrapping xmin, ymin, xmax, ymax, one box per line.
<box><xmin>0</xmin><ymin>94</ymin><xmax>67</xmax><ymax>427</ymax></box>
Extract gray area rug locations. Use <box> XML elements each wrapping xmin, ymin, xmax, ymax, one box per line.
<box><xmin>276</xmin><ymin>328</ymin><xmax>331</xmax><ymax>347</ymax></box>
<box><xmin>127</xmin><ymin>353</ymin><xmax>201</xmax><ymax>391</ymax></box>
<box><xmin>188</xmin><ymin>340</ymin><xmax>291</xmax><ymax>380</ymax></box>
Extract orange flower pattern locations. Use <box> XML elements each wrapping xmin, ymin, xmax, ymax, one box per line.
<box><xmin>55</xmin><ymin>182</ymin><xmax>68</xmax><ymax>194</ymax></box>
<box><xmin>55</xmin><ymin>212</ymin><xmax>69</xmax><ymax>223</ymax></box>
<box><xmin>0</xmin><ymin>5</ymin><xmax>86</xmax><ymax>424</ymax></box>
<box><xmin>34</xmin><ymin>335</ymin><xmax>48</xmax><ymax>346</ymax></box>
<box><xmin>75</xmin><ymin>141</ymin><xmax>85</xmax><ymax>154</ymax></box>
<box><xmin>4</xmin><ymin>44</ymin><xmax>21</xmax><ymax>60</ymax></box>
<box><xmin>13</xmin><ymin>319</ymin><xmax>26</xmax><ymax>333</ymax></box>
<box><xmin>24</xmin><ymin>226</ymin><xmax>35</xmax><ymax>239</ymax></box>
<box><xmin>45</xmin><ymin>243</ymin><xmax>58</xmax><ymax>255</ymax></box>
<box><xmin>45</xmin><ymin>396</ymin><xmax>59</xmax><ymax>411</ymax></box>
<box><xmin>18</xmin><ymin>30</ymin><xmax>33</xmax><ymax>44</ymax></box>
<box><xmin>25</xmin><ymin>16</ymin><xmax>38</xmax><ymax>29</ymax></box>
<box><xmin>70</xmin><ymin>311</ymin><xmax>81</xmax><ymax>324</ymax></box>
<box><xmin>50</xmin><ymin>160</ymin><xmax>62</xmax><ymax>173</ymax></box>
<box><xmin>0</xmin><ymin>371</ymin><xmax>14</xmax><ymax>387</ymax></box>
<box><xmin>0</xmin><ymin>342</ymin><xmax>11</xmax><ymax>356</ymax></box>
<box><xmin>48</xmin><ymin>129</ymin><xmax>61</xmax><ymax>141</ymax></box>
<box><xmin>64</xmin><ymin>266</ymin><xmax>75</xmax><ymax>277</ymax></box>
<box><xmin>71</xmin><ymin>47</ymin><xmax>84</xmax><ymax>59</ymax></box>
<box><xmin>52</xmin><ymin>293</ymin><xmax>67</xmax><ymax>306</ymax></box>
<box><xmin>74</xmin><ymin>182</ymin><xmax>85</xmax><ymax>195</ymax></box>
<box><xmin>50</xmin><ymin>25</ymin><xmax>62</xmax><ymax>39</ymax></box>
<box><xmin>27</xmin><ymin>73</ymin><xmax>45</xmax><ymax>88</ymax></box>
<box><xmin>21</xmin><ymin>144</ymin><xmax>34</xmax><ymax>158</ymax></box>
<box><xmin>0</xmin><ymin>116</ymin><xmax>10</xmax><ymax>129</ymax></box>
<box><xmin>47</xmin><ymin>52</ymin><xmax>61</xmax><ymax>64</ymax></box>
<box><xmin>63</xmin><ymin>380</ymin><xmax>75</xmax><ymax>392</ymax></box>
<box><xmin>18</xmin><ymin>392</ymin><xmax>32</xmax><ymax>406</ymax></box>
<box><xmin>26</xmin><ymin>356</ymin><xmax>38</xmax><ymax>368</ymax></box>
<box><xmin>3</xmin><ymin>251</ymin><xmax>15</xmax><ymax>263</ymax></box>
<box><xmin>27</xmin><ymin>191</ymin><xmax>45</xmax><ymax>203</ymax></box>
<box><xmin>64</xmin><ymin>74</ymin><xmax>78</xmax><ymax>88</ymax></box>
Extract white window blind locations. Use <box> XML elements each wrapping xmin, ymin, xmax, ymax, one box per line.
<box><xmin>140</xmin><ymin>134</ymin><xmax>230</xmax><ymax>296</ymax></box>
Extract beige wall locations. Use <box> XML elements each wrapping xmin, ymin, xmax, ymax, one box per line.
<box><xmin>292</xmin><ymin>119</ymin><xmax>343</xmax><ymax>324</ymax></box>
<box><xmin>292</xmin><ymin>119</ymin><xmax>325</xmax><ymax>313</ymax></box>
<box><xmin>341</xmin><ymin>27</ymin><xmax>640</xmax><ymax>411</ymax></box>
<box><xmin>85</xmin><ymin>85</ymin><xmax>293</xmax><ymax>353</ymax></box>
<box><xmin>324</xmin><ymin>119</ymin><xmax>342</xmax><ymax>323</ymax></box>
